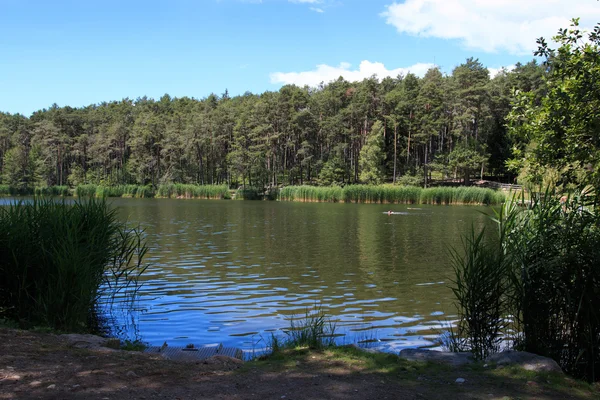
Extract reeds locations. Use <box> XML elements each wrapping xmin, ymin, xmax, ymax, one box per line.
<box><xmin>0</xmin><ymin>198</ymin><xmax>148</xmax><ymax>332</ymax></box>
<box><xmin>279</xmin><ymin>186</ymin><xmax>343</xmax><ymax>202</ymax></box>
<box><xmin>449</xmin><ymin>188</ymin><xmax>600</xmax><ymax>382</ymax></box>
<box><xmin>450</xmin><ymin>228</ymin><xmax>508</xmax><ymax>360</ymax></box>
<box><xmin>268</xmin><ymin>307</ymin><xmax>337</xmax><ymax>353</ymax></box>
<box><xmin>278</xmin><ymin>185</ymin><xmax>504</xmax><ymax>206</ymax></box>
<box><xmin>75</xmin><ymin>184</ymin><xmax>230</xmax><ymax>199</ymax></box>
<box><xmin>156</xmin><ymin>184</ymin><xmax>230</xmax><ymax>199</ymax></box>
<box><xmin>34</xmin><ymin>186</ymin><xmax>71</xmax><ymax>197</ymax></box>
<box><xmin>421</xmin><ymin>187</ymin><xmax>505</xmax><ymax>205</ymax></box>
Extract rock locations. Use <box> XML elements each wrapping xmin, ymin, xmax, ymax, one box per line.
<box><xmin>203</xmin><ymin>355</ymin><xmax>244</xmax><ymax>370</ymax></box>
<box><xmin>47</xmin><ymin>384</ymin><xmax>56</xmax><ymax>389</ymax></box>
<box><xmin>399</xmin><ymin>349</ymin><xmax>475</xmax><ymax>366</ymax></box>
<box><xmin>455</xmin><ymin>378</ymin><xmax>466</xmax><ymax>384</ymax></box>
<box><xmin>126</xmin><ymin>371</ymin><xmax>138</xmax><ymax>378</ymax></box>
<box><xmin>345</xmin><ymin>343</ymin><xmax>381</xmax><ymax>354</ymax></box>
<box><xmin>486</xmin><ymin>351</ymin><xmax>563</xmax><ymax>374</ymax></box>
<box><xmin>60</xmin><ymin>334</ymin><xmax>113</xmax><ymax>349</ymax></box>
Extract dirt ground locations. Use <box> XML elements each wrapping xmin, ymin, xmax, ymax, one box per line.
<box><xmin>0</xmin><ymin>328</ymin><xmax>598</xmax><ymax>400</ymax></box>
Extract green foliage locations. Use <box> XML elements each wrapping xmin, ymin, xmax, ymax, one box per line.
<box><xmin>397</xmin><ymin>170</ymin><xmax>424</xmax><ymax>187</ymax></box>
<box><xmin>359</xmin><ymin>121</ymin><xmax>385</xmax><ymax>184</ymax></box>
<box><xmin>342</xmin><ymin>185</ymin><xmax>421</xmax><ymax>204</ymax></box>
<box><xmin>450</xmin><ymin>188</ymin><xmax>600</xmax><ymax>382</ymax></box>
<box><xmin>448</xmin><ymin>144</ymin><xmax>487</xmax><ymax>184</ymax></box>
<box><xmin>75</xmin><ymin>184</ymin><xmax>98</xmax><ymax>197</ymax></box>
<box><xmin>235</xmin><ymin>187</ymin><xmax>262</xmax><ymax>200</ymax></box>
<box><xmin>0</xmin><ymin>198</ymin><xmax>148</xmax><ymax>332</ymax></box>
<box><xmin>279</xmin><ymin>185</ymin><xmax>344</xmax><ymax>202</ymax></box>
<box><xmin>0</xmin><ymin>56</ymin><xmax>548</xmax><ymax>191</ymax></box>
<box><xmin>450</xmin><ymin>228</ymin><xmax>508</xmax><ymax>360</ymax></box>
<box><xmin>121</xmin><ymin>339</ymin><xmax>147</xmax><ymax>352</ymax></box>
<box><xmin>269</xmin><ymin>307</ymin><xmax>337</xmax><ymax>353</ymax></box>
<box><xmin>278</xmin><ymin>185</ymin><xmax>504</xmax><ymax>205</ymax></box>
<box><xmin>156</xmin><ymin>184</ymin><xmax>230</xmax><ymax>199</ymax></box>
<box><xmin>508</xmin><ymin>19</ymin><xmax>600</xmax><ymax>191</ymax></box>
<box><xmin>34</xmin><ymin>186</ymin><xmax>70</xmax><ymax>197</ymax></box>
<box><xmin>421</xmin><ymin>187</ymin><xmax>505</xmax><ymax>205</ymax></box>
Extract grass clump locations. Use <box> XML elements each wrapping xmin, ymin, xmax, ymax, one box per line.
<box><xmin>268</xmin><ymin>307</ymin><xmax>337</xmax><ymax>353</ymax></box>
<box><xmin>157</xmin><ymin>184</ymin><xmax>230</xmax><ymax>199</ymax></box>
<box><xmin>0</xmin><ymin>198</ymin><xmax>148</xmax><ymax>332</ymax></box>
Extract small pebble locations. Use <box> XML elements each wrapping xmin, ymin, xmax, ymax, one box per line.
<box><xmin>455</xmin><ymin>378</ymin><xmax>466</xmax><ymax>384</ymax></box>
<box><xmin>47</xmin><ymin>384</ymin><xmax>56</xmax><ymax>389</ymax></box>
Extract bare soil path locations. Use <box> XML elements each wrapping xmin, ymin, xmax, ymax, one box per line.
<box><xmin>0</xmin><ymin>329</ymin><xmax>597</xmax><ymax>400</ymax></box>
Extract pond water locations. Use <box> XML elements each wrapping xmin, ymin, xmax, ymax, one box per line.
<box><xmin>106</xmin><ymin>199</ymin><xmax>492</xmax><ymax>354</ymax></box>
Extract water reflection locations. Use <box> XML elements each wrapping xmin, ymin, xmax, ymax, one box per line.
<box><xmin>106</xmin><ymin>199</ymin><xmax>491</xmax><ymax>353</ymax></box>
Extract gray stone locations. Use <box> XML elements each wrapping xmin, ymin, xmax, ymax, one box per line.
<box><xmin>486</xmin><ymin>351</ymin><xmax>562</xmax><ymax>374</ymax></box>
<box><xmin>455</xmin><ymin>378</ymin><xmax>466</xmax><ymax>384</ymax></box>
<box><xmin>398</xmin><ymin>349</ymin><xmax>475</xmax><ymax>366</ymax></box>
<box><xmin>60</xmin><ymin>334</ymin><xmax>110</xmax><ymax>349</ymax></box>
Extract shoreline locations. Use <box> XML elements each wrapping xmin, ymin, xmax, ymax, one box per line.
<box><xmin>1</xmin><ymin>327</ymin><xmax>597</xmax><ymax>400</ymax></box>
<box><xmin>0</xmin><ymin>183</ymin><xmax>510</xmax><ymax>206</ymax></box>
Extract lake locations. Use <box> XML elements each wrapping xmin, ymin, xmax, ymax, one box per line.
<box><xmin>106</xmin><ymin>199</ymin><xmax>492</xmax><ymax>354</ymax></box>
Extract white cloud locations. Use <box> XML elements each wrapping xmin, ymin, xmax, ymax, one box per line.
<box><xmin>270</xmin><ymin>60</ymin><xmax>435</xmax><ymax>86</ymax></box>
<box><xmin>310</xmin><ymin>7</ymin><xmax>324</xmax><ymax>13</ymax></box>
<box><xmin>488</xmin><ymin>65</ymin><xmax>516</xmax><ymax>78</ymax></box>
<box><xmin>382</xmin><ymin>0</ymin><xmax>600</xmax><ymax>55</ymax></box>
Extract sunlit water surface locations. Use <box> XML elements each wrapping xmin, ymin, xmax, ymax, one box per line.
<box><xmin>93</xmin><ymin>199</ymin><xmax>494</xmax><ymax>355</ymax></box>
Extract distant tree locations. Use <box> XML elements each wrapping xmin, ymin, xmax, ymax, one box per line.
<box><xmin>359</xmin><ymin>121</ymin><xmax>385</xmax><ymax>184</ymax></box>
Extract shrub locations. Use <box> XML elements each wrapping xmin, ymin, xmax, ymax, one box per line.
<box><xmin>0</xmin><ymin>198</ymin><xmax>148</xmax><ymax>332</ymax></box>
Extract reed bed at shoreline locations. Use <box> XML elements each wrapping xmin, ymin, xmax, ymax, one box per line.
<box><xmin>1</xmin><ymin>183</ymin><xmax>505</xmax><ymax>205</ymax></box>
<box><xmin>156</xmin><ymin>184</ymin><xmax>231</xmax><ymax>199</ymax></box>
<box><xmin>0</xmin><ymin>185</ymin><xmax>71</xmax><ymax>197</ymax></box>
<box><xmin>279</xmin><ymin>185</ymin><xmax>505</xmax><ymax>205</ymax></box>
<box><xmin>74</xmin><ymin>184</ymin><xmax>230</xmax><ymax>199</ymax></box>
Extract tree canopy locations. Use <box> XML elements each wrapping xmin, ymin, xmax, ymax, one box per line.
<box><xmin>0</xmin><ymin>59</ymin><xmax>548</xmax><ymax>189</ymax></box>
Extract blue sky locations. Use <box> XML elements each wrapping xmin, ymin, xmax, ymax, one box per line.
<box><xmin>1</xmin><ymin>0</ymin><xmax>598</xmax><ymax>116</ymax></box>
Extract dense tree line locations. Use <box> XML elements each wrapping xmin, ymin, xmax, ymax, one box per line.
<box><xmin>0</xmin><ymin>58</ymin><xmax>546</xmax><ymax>190</ymax></box>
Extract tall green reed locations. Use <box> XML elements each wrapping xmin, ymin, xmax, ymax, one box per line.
<box><xmin>278</xmin><ymin>185</ymin><xmax>503</xmax><ymax>205</ymax></box>
<box><xmin>0</xmin><ymin>198</ymin><xmax>148</xmax><ymax>332</ymax></box>
<box><xmin>450</xmin><ymin>188</ymin><xmax>600</xmax><ymax>382</ymax></box>
<box><xmin>157</xmin><ymin>184</ymin><xmax>230</xmax><ymax>199</ymax></box>
<box><xmin>268</xmin><ymin>306</ymin><xmax>337</xmax><ymax>353</ymax></box>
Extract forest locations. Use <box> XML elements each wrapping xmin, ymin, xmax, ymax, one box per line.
<box><xmin>0</xmin><ymin>58</ymin><xmax>547</xmax><ymax>191</ymax></box>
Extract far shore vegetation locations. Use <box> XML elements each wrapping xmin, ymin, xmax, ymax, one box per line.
<box><xmin>0</xmin><ymin>183</ymin><xmax>508</xmax><ymax>205</ymax></box>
